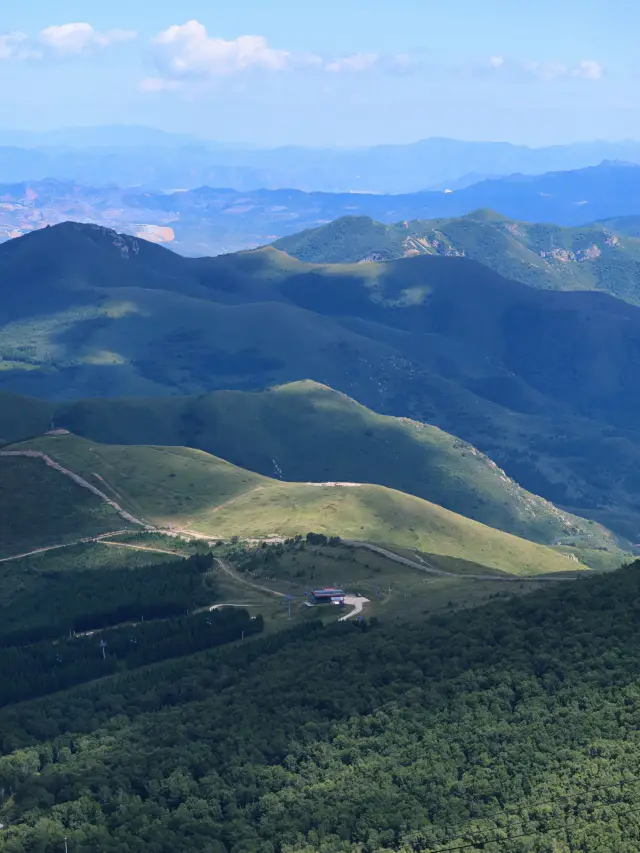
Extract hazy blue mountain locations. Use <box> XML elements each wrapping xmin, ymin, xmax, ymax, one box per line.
<box><xmin>2</xmin><ymin>127</ymin><xmax>640</xmax><ymax>192</ymax></box>
<box><xmin>2</xmin><ymin>162</ymin><xmax>640</xmax><ymax>256</ymax></box>
<box><xmin>0</xmin><ymin>125</ymin><xmax>209</xmax><ymax>149</ymax></box>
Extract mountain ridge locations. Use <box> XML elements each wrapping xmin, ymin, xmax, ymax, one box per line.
<box><xmin>0</xmin><ymin>432</ymin><xmax>583</xmax><ymax>577</ymax></box>
<box><xmin>3</xmin><ymin>161</ymin><xmax>640</xmax><ymax>256</ymax></box>
<box><xmin>4</xmin><ymin>130</ymin><xmax>640</xmax><ymax>192</ymax></box>
<box><xmin>272</xmin><ymin>210</ymin><xmax>640</xmax><ymax>305</ymax></box>
<box><xmin>3</xmin><ymin>222</ymin><xmax>640</xmax><ymax>541</ymax></box>
<box><xmin>1</xmin><ymin>379</ymin><xmax>620</xmax><ymax>556</ymax></box>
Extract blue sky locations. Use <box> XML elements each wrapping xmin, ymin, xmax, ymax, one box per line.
<box><xmin>0</xmin><ymin>0</ymin><xmax>637</xmax><ymax>146</ymax></box>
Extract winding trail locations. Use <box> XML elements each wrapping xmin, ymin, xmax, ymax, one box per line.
<box><xmin>343</xmin><ymin>540</ymin><xmax>574</xmax><ymax>583</ymax></box>
<box><xmin>101</xmin><ymin>541</ymin><xmax>186</xmax><ymax>558</ymax></box>
<box><xmin>0</xmin><ymin>450</ymin><xmax>576</xmax><ymax>589</ymax></box>
<box><xmin>0</xmin><ymin>531</ymin><xmax>129</xmax><ymax>564</ymax></box>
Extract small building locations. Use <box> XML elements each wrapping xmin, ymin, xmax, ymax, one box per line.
<box><xmin>311</xmin><ymin>588</ymin><xmax>345</xmax><ymax>605</ymax></box>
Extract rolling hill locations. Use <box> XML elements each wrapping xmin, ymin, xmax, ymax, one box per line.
<box><xmin>4</xmin><ymin>223</ymin><xmax>640</xmax><ymax>540</ymax></box>
<box><xmin>272</xmin><ymin>211</ymin><xmax>640</xmax><ymax>305</ymax></box>
<box><xmin>0</xmin><ymin>380</ymin><xmax>618</xmax><ymax>552</ymax></box>
<box><xmin>1</xmin><ymin>433</ymin><xmax>581</xmax><ymax>576</ymax></box>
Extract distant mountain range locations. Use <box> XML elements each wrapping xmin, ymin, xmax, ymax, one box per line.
<box><xmin>3</xmin><ymin>126</ymin><xmax>640</xmax><ymax>192</ymax></box>
<box><xmin>3</xmin><ymin>161</ymin><xmax>640</xmax><ymax>256</ymax></box>
<box><xmin>3</xmin><ymin>221</ymin><xmax>640</xmax><ymax>542</ymax></box>
<box><xmin>273</xmin><ymin>209</ymin><xmax>640</xmax><ymax>306</ymax></box>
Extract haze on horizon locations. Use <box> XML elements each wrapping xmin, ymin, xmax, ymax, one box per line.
<box><xmin>1</xmin><ymin>0</ymin><xmax>638</xmax><ymax>148</ymax></box>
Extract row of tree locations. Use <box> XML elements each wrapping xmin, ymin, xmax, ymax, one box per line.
<box><xmin>0</xmin><ymin>605</ymin><xmax>263</xmax><ymax>708</ymax></box>
<box><xmin>1</xmin><ymin>552</ymin><xmax>215</xmax><ymax>647</ymax></box>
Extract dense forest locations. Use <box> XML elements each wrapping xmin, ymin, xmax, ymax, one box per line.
<box><xmin>0</xmin><ymin>552</ymin><xmax>217</xmax><ymax>647</ymax></box>
<box><xmin>0</xmin><ymin>549</ymin><xmax>264</xmax><ymax>705</ymax></box>
<box><xmin>2</xmin><ymin>562</ymin><xmax>640</xmax><ymax>851</ymax></box>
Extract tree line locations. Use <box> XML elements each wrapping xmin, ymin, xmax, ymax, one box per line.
<box><xmin>0</xmin><ymin>552</ymin><xmax>215</xmax><ymax>647</ymax></box>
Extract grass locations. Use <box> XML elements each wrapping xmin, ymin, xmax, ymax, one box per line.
<box><xmin>0</xmin><ymin>455</ymin><xmax>124</xmax><ymax>558</ymax></box>
<box><xmin>226</xmin><ymin>541</ymin><xmax>580</xmax><ymax>623</ymax></box>
<box><xmin>0</xmin><ymin>391</ymin><xmax>54</xmax><ymax>446</ymax></box>
<box><xmin>1</xmin><ymin>381</ymin><xmax>620</xmax><ymax>554</ymax></box>
<box><xmin>0</xmin><ymin>532</ymin><xmax>579</xmax><ymax>646</ymax></box>
<box><xmin>5</xmin><ymin>434</ymin><xmax>587</xmax><ymax>577</ymax></box>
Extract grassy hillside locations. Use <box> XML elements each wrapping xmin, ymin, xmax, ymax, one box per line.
<box><xmin>0</xmin><ymin>454</ymin><xmax>124</xmax><ymax>558</ymax></box>
<box><xmin>2</xmin><ymin>380</ymin><xmax>611</xmax><ymax>551</ymax></box>
<box><xmin>0</xmin><ymin>391</ymin><xmax>53</xmax><ymax>446</ymax></box>
<box><xmin>5</xmin><ymin>223</ymin><xmax>640</xmax><ymax>541</ymax></box>
<box><xmin>273</xmin><ymin>211</ymin><xmax>640</xmax><ymax>305</ymax></box>
<box><xmin>4</xmin><ymin>434</ymin><xmax>580</xmax><ymax>576</ymax></box>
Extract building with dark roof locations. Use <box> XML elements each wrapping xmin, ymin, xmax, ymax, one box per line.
<box><xmin>311</xmin><ymin>588</ymin><xmax>345</xmax><ymax>604</ymax></box>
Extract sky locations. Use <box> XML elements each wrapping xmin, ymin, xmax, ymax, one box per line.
<box><xmin>0</xmin><ymin>0</ymin><xmax>638</xmax><ymax>147</ymax></box>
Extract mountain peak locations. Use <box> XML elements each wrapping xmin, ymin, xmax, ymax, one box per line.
<box><xmin>2</xmin><ymin>220</ymin><xmax>176</xmax><ymax>265</ymax></box>
<box><xmin>47</xmin><ymin>221</ymin><xmax>143</xmax><ymax>259</ymax></box>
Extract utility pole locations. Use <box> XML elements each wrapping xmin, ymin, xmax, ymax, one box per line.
<box><xmin>64</xmin><ymin>836</ymin><xmax>68</xmax><ymax>853</ymax></box>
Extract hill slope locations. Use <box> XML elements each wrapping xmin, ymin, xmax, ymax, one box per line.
<box><xmin>0</xmin><ymin>453</ymin><xmax>125</xmax><ymax>558</ymax></box>
<box><xmin>273</xmin><ymin>211</ymin><xmax>640</xmax><ymax>305</ymax></box>
<box><xmin>2</xmin><ymin>380</ymin><xmax>617</xmax><ymax>551</ymax></box>
<box><xmin>5</xmin><ymin>223</ymin><xmax>640</xmax><ymax>539</ymax></box>
<box><xmin>2</xmin><ymin>433</ymin><xmax>578</xmax><ymax>576</ymax></box>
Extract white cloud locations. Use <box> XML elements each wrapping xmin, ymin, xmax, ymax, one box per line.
<box><xmin>0</xmin><ymin>31</ymin><xmax>38</xmax><ymax>61</ymax></box>
<box><xmin>325</xmin><ymin>52</ymin><xmax>379</xmax><ymax>73</ymax></box>
<box><xmin>572</xmin><ymin>59</ymin><xmax>603</xmax><ymax>80</ymax></box>
<box><xmin>40</xmin><ymin>22</ymin><xmax>136</xmax><ymax>55</ymax></box>
<box><xmin>488</xmin><ymin>55</ymin><xmax>604</xmax><ymax>82</ymax></box>
<box><xmin>524</xmin><ymin>60</ymin><xmax>568</xmax><ymax>80</ymax></box>
<box><xmin>152</xmin><ymin>20</ymin><xmax>291</xmax><ymax>77</ymax></box>
<box><xmin>138</xmin><ymin>76</ymin><xmax>181</xmax><ymax>93</ymax></box>
<box><xmin>147</xmin><ymin>20</ymin><xmax>400</xmax><ymax>89</ymax></box>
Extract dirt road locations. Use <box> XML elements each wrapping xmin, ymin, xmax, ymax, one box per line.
<box><xmin>101</xmin><ymin>541</ymin><xmax>186</xmax><ymax>557</ymax></box>
<box><xmin>0</xmin><ymin>530</ymin><xmax>129</xmax><ymax>564</ymax></box>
